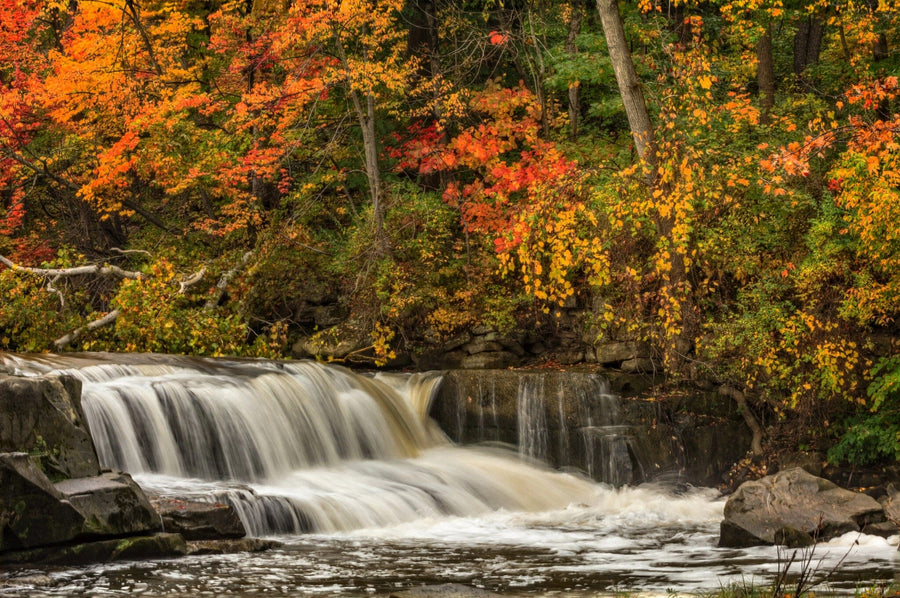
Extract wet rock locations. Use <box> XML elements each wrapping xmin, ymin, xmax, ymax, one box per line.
<box><xmin>389</xmin><ymin>584</ymin><xmax>501</xmax><ymax>597</ymax></box>
<box><xmin>1</xmin><ymin>532</ymin><xmax>188</xmax><ymax>565</ymax></box>
<box><xmin>556</xmin><ymin>350</ymin><xmax>584</xmax><ymax>365</ymax></box>
<box><xmin>0</xmin><ymin>374</ymin><xmax>100</xmax><ymax>480</ymax></box>
<box><xmin>0</xmin><ymin>452</ymin><xmax>84</xmax><ymax>551</ymax></box>
<box><xmin>621</xmin><ymin>358</ymin><xmax>655</xmax><ymax>373</ymax></box>
<box><xmin>879</xmin><ymin>484</ymin><xmax>900</xmax><ymax>525</ymax></box>
<box><xmin>594</xmin><ymin>341</ymin><xmax>648</xmax><ymax>365</ymax></box>
<box><xmin>464</xmin><ymin>341</ymin><xmax>504</xmax><ymax>355</ymax></box>
<box><xmin>152</xmin><ymin>497</ymin><xmax>246</xmax><ymax>540</ymax></box>
<box><xmin>55</xmin><ymin>471</ymin><xmax>162</xmax><ymax>537</ymax></box>
<box><xmin>459</xmin><ymin>352</ymin><xmax>519</xmax><ymax>369</ymax></box>
<box><xmin>186</xmin><ymin>537</ymin><xmax>282</xmax><ymax>555</ymax></box>
<box><xmin>719</xmin><ymin>467</ymin><xmax>885</xmax><ymax>547</ymax></box>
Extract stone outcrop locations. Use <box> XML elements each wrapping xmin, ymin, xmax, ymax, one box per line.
<box><xmin>1</xmin><ymin>372</ymin><xmax>270</xmax><ymax>566</ymax></box>
<box><xmin>0</xmin><ymin>375</ymin><xmax>99</xmax><ymax>480</ymax></box>
<box><xmin>55</xmin><ymin>472</ymin><xmax>162</xmax><ymax>538</ymax></box>
<box><xmin>719</xmin><ymin>467</ymin><xmax>890</xmax><ymax>547</ymax></box>
<box><xmin>151</xmin><ymin>497</ymin><xmax>246</xmax><ymax>540</ymax></box>
<box><xmin>1</xmin><ymin>533</ymin><xmax>188</xmax><ymax>566</ymax></box>
<box><xmin>0</xmin><ymin>452</ymin><xmax>85</xmax><ymax>550</ymax></box>
<box><xmin>431</xmin><ymin>369</ymin><xmax>750</xmax><ymax>487</ymax></box>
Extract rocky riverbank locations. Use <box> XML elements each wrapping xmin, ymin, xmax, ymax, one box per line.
<box><xmin>0</xmin><ymin>373</ymin><xmax>278</xmax><ymax>566</ymax></box>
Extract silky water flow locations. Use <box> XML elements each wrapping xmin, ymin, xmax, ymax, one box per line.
<box><xmin>1</xmin><ymin>352</ymin><xmax>897</xmax><ymax>596</ymax></box>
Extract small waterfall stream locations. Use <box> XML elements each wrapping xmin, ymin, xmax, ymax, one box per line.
<box><xmin>1</xmin><ymin>353</ymin><xmax>596</xmax><ymax>536</ymax></box>
<box><xmin>2</xmin><ymin>352</ymin><xmax>897</xmax><ymax>597</ymax></box>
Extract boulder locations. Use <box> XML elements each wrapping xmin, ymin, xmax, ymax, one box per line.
<box><xmin>594</xmin><ymin>341</ymin><xmax>648</xmax><ymax>365</ymax></box>
<box><xmin>55</xmin><ymin>472</ymin><xmax>162</xmax><ymax>537</ymax></box>
<box><xmin>719</xmin><ymin>467</ymin><xmax>886</xmax><ymax>547</ymax></box>
<box><xmin>0</xmin><ymin>375</ymin><xmax>100</xmax><ymax>480</ymax></box>
<box><xmin>0</xmin><ymin>452</ymin><xmax>84</xmax><ymax>551</ymax></box>
<box><xmin>151</xmin><ymin>497</ymin><xmax>246</xmax><ymax>540</ymax></box>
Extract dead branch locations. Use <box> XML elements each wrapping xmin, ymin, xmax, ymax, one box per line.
<box><xmin>53</xmin><ymin>310</ymin><xmax>120</xmax><ymax>350</ymax></box>
<box><xmin>0</xmin><ymin>255</ymin><xmax>144</xmax><ymax>280</ymax></box>
<box><xmin>178</xmin><ymin>268</ymin><xmax>206</xmax><ymax>293</ymax></box>
<box><xmin>204</xmin><ymin>251</ymin><xmax>253</xmax><ymax>310</ymax></box>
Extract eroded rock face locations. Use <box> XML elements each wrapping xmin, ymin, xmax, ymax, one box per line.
<box><xmin>719</xmin><ymin>467</ymin><xmax>887</xmax><ymax>547</ymax></box>
<box><xmin>0</xmin><ymin>375</ymin><xmax>99</xmax><ymax>480</ymax></box>
<box><xmin>0</xmin><ymin>453</ymin><xmax>84</xmax><ymax>551</ymax></box>
<box><xmin>54</xmin><ymin>472</ymin><xmax>163</xmax><ymax>538</ymax></box>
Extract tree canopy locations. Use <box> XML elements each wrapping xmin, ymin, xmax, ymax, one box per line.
<box><xmin>1</xmin><ymin>0</ymin><xmax>899</xmax><ymax>466</ymax></box>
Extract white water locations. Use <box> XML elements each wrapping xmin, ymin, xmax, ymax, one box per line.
<box><xmin>1</xmin><ymin>352</ymin><xmax>898</xmax><ymax>596</ymax></box>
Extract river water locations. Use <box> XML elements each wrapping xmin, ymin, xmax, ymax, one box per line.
<box><xmin>1</xmin><ymin>353</ymin><xmax>897</xmax><ymax>596</ymax></box>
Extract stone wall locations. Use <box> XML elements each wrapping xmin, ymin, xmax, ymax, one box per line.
<box><xmin>430</xmin><ymin>369</ymin><xmax>752</xmax><ymax>487</ymax></box>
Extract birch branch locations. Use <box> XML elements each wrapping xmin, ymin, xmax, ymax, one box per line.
<box><xmin>53</xmin><ymin>310</ymin><xmax>120</xmax><ymax>350</ymax></box>
<box><xmin>0</xmin><ymin>255</ymin><xmax>144</xmax><ymax>280</ymax></box>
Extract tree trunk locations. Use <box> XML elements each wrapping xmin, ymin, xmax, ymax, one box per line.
<box><xmin>756</xmin><ymin>25</ymin><xmax>775</xmax><ymax>124</ymax></box>
<box><xmin>793</xmin><ymin>17</ymin><xmax>824</xmax><ymax>76</ymax></box>
<box><xmin>335</xmin><ymin>34</ymin><xmax>388</xmax><ymax>256</ymax></box>
<box><xmin>565</xmin><ymin>0</ymin><xmax>583</xmax><ymax>140</ymax></box>
<box><xmin>595</xmin><ymin>0</ymin><xmax>656</xmax><ymax>170</ymax></box>
<box><xmin>595</xmin><ymin>0</ymin><xmax>700</xmax><ymax>371</ymax></box>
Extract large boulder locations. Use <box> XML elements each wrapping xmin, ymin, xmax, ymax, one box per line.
<box><xmin>719</xmin><ymin>467</ymin><xmax>886</xmax><ymax>547</ymax></box>
<box><xmin>0</xmin><ymin>453</ymin><xmax>84</xmax><ymax>551</ymax></box>
<box><xmin>151</xmin><ymin>497</ymin><xmax>246</xmax><ymax>540</ymax></box>
<box><xmin>54</xmin><ymin>472</ymin><xmax>163</xmax><ymax>538</ymax></box>
<box><xmin>0</xmin><ymin>375</ymin><xmax>100</xmax><ymax>480</ymax></box>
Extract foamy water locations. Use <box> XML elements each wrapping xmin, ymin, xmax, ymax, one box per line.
<box><xmin>1</xmin><ymin>352</ymin><xmax>898</xmax><ymax>596</ymax></box>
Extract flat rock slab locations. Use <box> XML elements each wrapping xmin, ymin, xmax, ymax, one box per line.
<box><xmin>186</xmin><ymin>538</ymin><xmax>282</xmax><ymax>555</ymax></box>
<box><xmin>151</xmin><ymin>497</ymin><xmax>245</xmax><ymax>540</ymax></box>
<box><xmin>389</xmin><ymin>584</ymin><xmax>501</xmax><ymax>597</ymax></box>
<box><xmin>1</xmin><ymin>532</ymin><xmax>188</xmax><ymax>565</ymax></box>
<box><xmin>720</xmin><ymin>467</ymin><xmax>886</xmax><ymax>547</ymax></box>
<box><xmin>55</xmin><ymin>472</ymin><xmax>162</xmax><ymax>537</ymax></box>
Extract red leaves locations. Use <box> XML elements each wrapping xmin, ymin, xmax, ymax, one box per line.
<box><xmin>488</xmin><ymin>31</ymin><xmax>508</xmax><ymax>45</ymax></box>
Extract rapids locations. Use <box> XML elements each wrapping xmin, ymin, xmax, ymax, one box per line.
<box><xmin>1</xmin><ymin>353</ymin><xmax>897</xmax><ymax>596</ymax></box>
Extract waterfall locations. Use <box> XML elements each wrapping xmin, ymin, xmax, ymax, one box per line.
<box><xmin>435</xmin><ymin>370</ymin><xmax>652</xmax><ymax>486</ymax></box>
<box><xmin>1</xmin><ymin>353</ymin><xmax>597</xmax><ymax>536</ymax></box>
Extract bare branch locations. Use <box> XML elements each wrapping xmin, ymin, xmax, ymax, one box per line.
<box><xmin>204</xmin><ymin>252</ymin><xmax>253</xmax><ymax>310</ymax></box>
<box><xmin>178</xmin><ymin>268</ymin><xmax>206</xmax><ymax>293</ymax></box>
<box><xmin>109</xmin><ymin>247</ymin><xmax>152</xmax><ymax>256</ymax></box>
<box><xmin>0</xmin><ymin>255</ymin><xmax>144</xmax><ymax>280</ymax></box>
<box><xmin>53</xmin><ymin>310</ymin><xmax>120</xmax><ymax>350</ymax></box>
<box><xmin>46</xmin><ymin>275</ymin><xmax>67</xmax><ymax>311</ymax></box>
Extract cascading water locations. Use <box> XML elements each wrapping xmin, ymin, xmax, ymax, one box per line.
<box><xmin>1</xmin><ymin>353</ymin><xmax>595</xmax><ymax>536</ymax></box>
<box><xmin>437</xmin><ymin>369</ymin><xmax>651</xmax><ymax>486</ymax></box>
<box><xmin>2</xmin><ymin>352</ymin><xmax>897</xmax><ymax>597</ymax></box>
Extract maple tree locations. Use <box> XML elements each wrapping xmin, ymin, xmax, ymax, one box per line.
<box><xmin>0</xmin><ymin>0</ymin><xmax>898</xmax><ymax>466</ymax></box>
